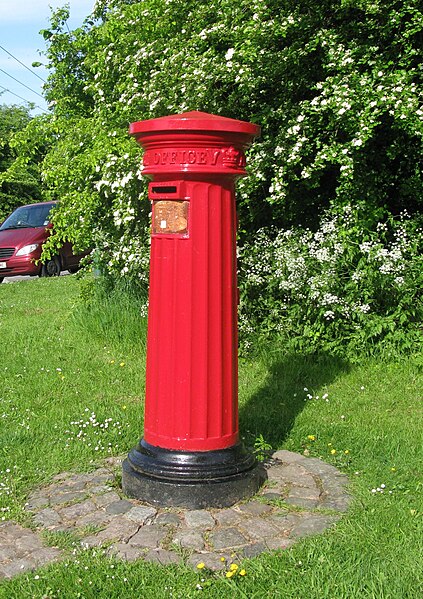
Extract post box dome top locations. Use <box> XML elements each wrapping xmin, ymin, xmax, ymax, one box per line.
<box><xmin>129</xmin><ymin>110</ymin><xmax>260</xmax><ymax>137</ymax></box>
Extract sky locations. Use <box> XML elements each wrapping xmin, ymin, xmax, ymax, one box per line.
<box><xmin>0</xmin><ymin>0</ymin><xmax>95</xmax><ymax>115</ymax></box>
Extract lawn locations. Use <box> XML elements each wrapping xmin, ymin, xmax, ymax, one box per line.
<box><xmin>0</xmin><ymin>275</ymin><xmax>421</xmax><ymax>598</ymax></box>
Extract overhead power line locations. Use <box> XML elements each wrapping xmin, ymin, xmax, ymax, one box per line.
<box><xmin>0</xmin><ymin>45</ymin><xmax>47</xmax><ymax>83</ymax></box>
<box><xmin>0</xmin><ymin>84</ymin><xmax>31</xmax><ymax>104</ymax></box>
<box><xmin>0</xmin><ymin>67</ymin><xmax>45</xmax><ymax>99</ymax></box>
<box><xmin>0</xmin><ymin>85</ymin><xmax>49</xmax><ymax>114</ymax></box>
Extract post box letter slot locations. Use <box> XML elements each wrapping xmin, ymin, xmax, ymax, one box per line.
<box><xmin>151</xmin><ymin>186</ymin><xmax>177</xmax><ymax>194</ymax></box>
<box><xmin>148</xmin><ymin>181</ymin><xmax>183</xmax><ymax>200</ymax></box>
<box><xmin>152</xmin><ymin>200</ymin><xmax>189</xmax><ymax>236</ymax></box>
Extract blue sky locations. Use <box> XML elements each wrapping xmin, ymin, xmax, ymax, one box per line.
<box><xmin>0</xmin><ymin>0</ymin><xmax>95</xmax><ymax>115</ymax></box>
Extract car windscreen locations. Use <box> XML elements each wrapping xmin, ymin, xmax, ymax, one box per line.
<box><xmin>0</xmin><ymin>203</ymin><xmax>56</xmax><ymax>231</ymax></box>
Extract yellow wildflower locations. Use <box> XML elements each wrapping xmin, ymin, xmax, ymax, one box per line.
<box><xmin>239</xmin><ymin>569</ymin><xmax>247</xmax><ymax>576</ymax></box>
<box><xmin>229</xmin><ymin>564</ymin><xmax>239</xmax><ymax>572</ymax></box>
<box><xmin>330</xmin><ymin>449</ymin><xmax>337</xmax><ymax>455</ymax></box>
<box><xmin>226</xmin><ymin>571</ymin><xmax>235</xmax><ymax>578</ymax></box>
<box><xmin>307</xmin><ymin>435</ymin><xmax>316</xmax><ymax>441</ymax></box>
<box><xmin>196</xmin><ymin>562</ymin><xmax>205</xmax><ymax>570</ymax></box>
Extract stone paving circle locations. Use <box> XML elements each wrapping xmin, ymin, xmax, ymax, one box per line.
<box><xmin>0</xmin><ymin>450</ymin><xmax>351</xmax><ymax>579</ymax></box>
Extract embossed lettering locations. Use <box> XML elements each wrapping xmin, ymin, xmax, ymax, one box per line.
<box><xmin>210</xmin><ymin>150</ymin><xmax>220</xmax><ymax>165</ymax></box>
<box><xmin>142</xmin><ymin>147</ymin><xmax>244</xmax><ymax>169</ymax></box>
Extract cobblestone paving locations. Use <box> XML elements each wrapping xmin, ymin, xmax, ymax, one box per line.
<box><xmin>0</xmin><ymin>450</ymin><xmax>351</xmax><ymax>578</ymax></box>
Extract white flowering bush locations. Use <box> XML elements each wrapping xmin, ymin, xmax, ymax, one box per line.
<box><xmin>238</xmin><ymin>205</ymin><xmax>422</xmax><ymax>356</ymax></box>
<box><xmin>7</xmin><ymin>0</ymin><xmax>421</xmax><ymax>353</ymax></box>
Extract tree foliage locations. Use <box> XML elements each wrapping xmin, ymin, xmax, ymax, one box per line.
<box><xmin>8</xmin><ymin>0</ymin><xmax>422</xmax><ymax>353</ymax></box>
<box><xmin>0</xmin><ymin>104</ymin><xmax>43</xmax><ymax>221</ymax></box>
<box><xmin>30</xmin><ymin>0</ymin><xmax>421</xmax><ymax>251</ymax></box>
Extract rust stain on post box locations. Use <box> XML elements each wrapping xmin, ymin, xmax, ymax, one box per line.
<box><xmin>153</xmin><ymin>201</ymin><xmax>188</xmax><ymax>235</ymax></box>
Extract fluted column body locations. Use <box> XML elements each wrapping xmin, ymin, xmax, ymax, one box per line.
<box><xmin>145</xmin><ymin>178</ymin><xmax>238</xmax><ymax>451</ymax></box>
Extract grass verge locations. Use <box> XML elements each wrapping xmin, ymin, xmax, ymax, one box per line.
<box><xmin>0</xmin><ymin>275</ymin><xmax>421</xmax><ymax>598</ymax></box>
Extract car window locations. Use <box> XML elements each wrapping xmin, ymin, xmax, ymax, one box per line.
<box><xmin>0</xmin><ymin>204</ymin><xmax>56</xmax><ymax>230</ymax></box>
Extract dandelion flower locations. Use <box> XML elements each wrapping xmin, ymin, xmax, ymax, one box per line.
<box><xmin>196</xmin><ymin>562</ymin><xmax>205</xmax><ymax>570</ymax></box>
<box><xmin>330</xmin><ymin>449</ymin><xmax>337</xmax><ymax>455</ymax></box>
<box><xmin>307</xmin><ymin>435</ymin><xmax>316</xmax><ymax>441</ymax></box>
<box><xmin>226</xmin><ymin>570</ymin><xmax>235</xmax><ymax>578</ymax></box>
<box><xmin>229</xmin><ymin>563</ymin><xmax>239</xmax><ymax>571</ymax></box>
<box><xmin>120</xmin><ymin>362</ymin><xmax>125</xmax><ymax>367</ymax></box>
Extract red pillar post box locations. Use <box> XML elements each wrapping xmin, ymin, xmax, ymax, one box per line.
<box><xmin>122</xmin><ymin>111</ymin><xmax>266</xmax><ymax>508</ymax></box>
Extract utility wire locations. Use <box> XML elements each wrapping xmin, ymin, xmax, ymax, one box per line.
<box><xmin>0</xmin><ymin>67</ymin><xmax>45</xmax><ymax>99</ymax></box>
<box><xmin>0</xmin><ymin>85</ymin><xmax>31</xmax><ymax>104</ymax></box>
<box><xmin>0</xmin><ymin>85</ymin><xmax>49</xmax><ymax>114</ymax></box>
<box><xmin>0</xmin><ymin>45</ymin><xmax>47</xmax><ymax>83</ymax></box>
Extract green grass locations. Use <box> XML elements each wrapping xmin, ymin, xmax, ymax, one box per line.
<box><xmin>0</xmin><ymin>275</ymin><xmax>422</xmax><ymax>598</ymax></box>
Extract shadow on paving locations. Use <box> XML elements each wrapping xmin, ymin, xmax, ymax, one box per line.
<box><xmin>240</xmin><ymin>352</ymin><xmax>351</xmax><ymax>448</ymax></box>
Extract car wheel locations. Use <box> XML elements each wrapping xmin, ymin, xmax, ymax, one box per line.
<box><xmin>68</xmin><ymin>265</ymin><xmax>80</xmax><ymax>274</ymax></box>
<box><xmin>40</xmin><ymin>256</ymin><xmax>61</xmax><ymax>277</ymax></box>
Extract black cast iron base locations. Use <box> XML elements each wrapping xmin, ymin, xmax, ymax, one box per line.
<box><xmin>122</xmin><ymin>439</ymin><xmax>267</xmax><ymax>509</ymax></box>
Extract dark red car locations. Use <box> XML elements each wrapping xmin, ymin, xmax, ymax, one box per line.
<box><xmin>0</xmin><ymin>201</ymin><xmax>85</xmax><ymax>283</ymax></box>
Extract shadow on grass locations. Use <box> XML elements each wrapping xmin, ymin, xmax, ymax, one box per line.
<box><xmin>239</xmin><ymin>352</ymin><xmax>351</xmax><ymax>448</ymax></box>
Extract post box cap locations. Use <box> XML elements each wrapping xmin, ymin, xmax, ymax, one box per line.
<box><xmin>130</xmin><ymin>110</ymin><xmax>260</xmax><ymax>137</ymax></box>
